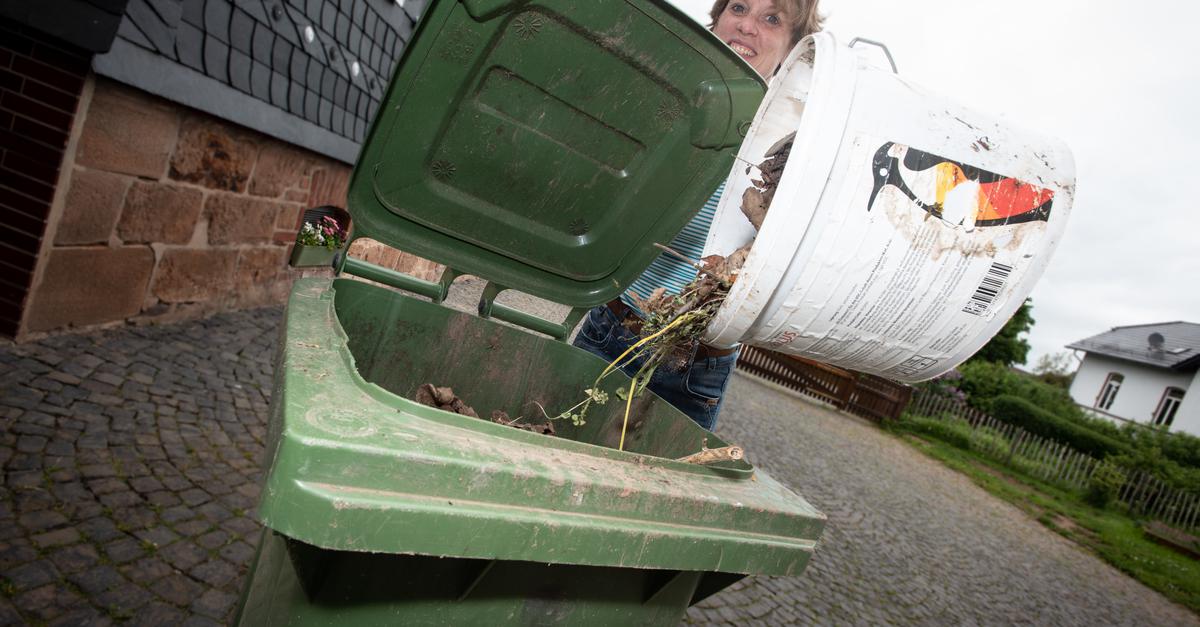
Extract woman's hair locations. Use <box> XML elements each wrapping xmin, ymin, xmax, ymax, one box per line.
<box><xmin>708</xmin><ymin>0</ymin><xmax>824</xmax><ymax>45</ymax></box>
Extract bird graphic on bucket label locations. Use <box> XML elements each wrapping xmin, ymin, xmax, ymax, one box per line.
<box><xmin>867</xmin><ymin>141</ymin><xmax>1055</xmax><ymax>228</ymax></box>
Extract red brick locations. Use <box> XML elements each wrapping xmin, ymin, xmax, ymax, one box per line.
<box><xmin>153</xmin><ymin>248</ymin><xmax>238</xmax><ymax>303</ymax></box>
<box><xmin>117</xmin><ymin>181</ymin><xmax>204</xmax><ymax>244</ymax></box>
<box><xmin>0</xmin><ymin>241</ymin><xmax>36</xmax><ymax>271</ymax></box>
<box><xmin>307</xmin><ymin>167</ymin><xmax>350</xmax><ymax>208</ymax></box>
<box><xmin>169</xmin><ymin>115</ymin><xmax>258</xmax><ymax>192</ymax></box>
<box><xmin>249</xmin><ymin>141</ymin><xmax>316</xmax><ymax>198</ymax></box>
<box><xmin>56</xmin><ymin>168</ymin><xmax>131</xmax><ymax>245</ymax></box>
<box><xmin>21</xmin><ymin>79</ymin><xmax>79</xmax><ymax>114</ymax></box>
<box><xmin>0</xmin><ymin>184</ymin><xmax>49</xmax><ymax>216</ymax></box>
<box><xmin>350</xmin><ymin>240</ymin><xmax>396</xmax><ymax>268</ymax></box>
<box><xmin>0</xmin><ymin>222</ymin><xmax>41</xmax><ymax>254</ymax></box>
<box><xmin>0</xmin><ymin>168</ymin><xmax>55</xmax><ymax>202</ymax></box>
<box><xmin>0</xmin><ymin>68</ymin><xmax>21</xmax><ymax>92</ymax></box>
<box><xmin>29</xmin><ymin>43</ymin><xmax>88</xmax><ymax>75</ymax></box>
<box><xmin>3</xmin><ymin>149</ymin><xmax>59</xmax><ymax>182</ymax></box>
<box><xmin>0</xmin><ymin>127</ymin><xmax>60</xmax><ymax>164</ymax></box>
<box><xmin>25</xmin><ymin>247</ymin><xmax>155</xmax><ymax>332</ymax></box>
<box><xmin>0</xmin><ymin>273</ymin><xmax>33</xmax><ymax>298</ymax></box>
<box><xmin>10</xmin><ymin>56</ymin><xmax>84</xmax><ymax>93</ymax></box>
<box><xmin>11</xmin><ymin>114</ymin><xmax>70</xmax><ymax>148</ymax></box>
<box><xmin>0</xmin><ymin>270</ymin><xmax>32</xmax><ymax>296</ymax></box>
<box><xmin>76</xmin><ymin>81</ymin><xmax>179</xmax><ymax>178</ymax></box>
<box><xmin>4</xmin><ymin>203</ymin><xmax>45</xmax><ymax>237</ymax></box>
<box><xmin>204</xmin><ymin>194</ymin><xmax>279</xmax><ymax>245</ymax></box>
<box><xmin>2</xmin><ymin>87</ymin><xmax>73</xmax><ymax>130</ymax></box>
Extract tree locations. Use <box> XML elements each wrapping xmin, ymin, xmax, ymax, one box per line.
<box><xmin>969</xmin><ymin>299</ymin><xmax>1033</xmax><ymax>367</ymax></box>
<box><xmin>1033</xmin><ymin>351</ymin><xmax>1076</xmax><ymax>389</ymax></box>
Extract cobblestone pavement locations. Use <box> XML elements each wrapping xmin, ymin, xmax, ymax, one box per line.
<box><xmin>1</xmin><ymin>305</ymin><xmax>1196</xmax><ymax>625</ymax></box>
<box><xmin>0</xmin><ymin>310</ymin><xmax>273</xmax><ymax>625</ymax></box>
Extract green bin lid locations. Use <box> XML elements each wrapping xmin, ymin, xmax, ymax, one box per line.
<box><xmin>347</xmin><ymin>0</ymin><xmax>766</xmax><ymax>306</ymax></box>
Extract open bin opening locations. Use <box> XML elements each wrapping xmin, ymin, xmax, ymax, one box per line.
<box><xmin>332</xmin><ymin>277</ymin><xmax>750</xmax><ymax>469</ymax></box>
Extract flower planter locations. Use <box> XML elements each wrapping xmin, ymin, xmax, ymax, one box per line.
<box><xmin>289</xmin><ymin>244</ymin><xmax>338</xmax><ymax>268</ymax></box>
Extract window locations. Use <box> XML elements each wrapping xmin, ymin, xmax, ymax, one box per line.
<box><xmin>1096</xmin><ymin>373</ymin><xmax>1123</xmax><ymax>410</ymax></box>
<box><xmin>1154</xmin><ymin>388</ymin><xmax>1186</xmax><ymax>427</ymax></box>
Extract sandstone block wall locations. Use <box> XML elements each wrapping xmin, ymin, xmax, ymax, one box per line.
<box><xmin>22</xmin><ymin>77</ymin><xmax>441</xmax><ymax>337</ymax></box>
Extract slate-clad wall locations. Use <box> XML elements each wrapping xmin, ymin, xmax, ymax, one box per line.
<box><xmin>93</xmin><ymin>0</ymin><xmax>425</xmax><ymax>163</ymax></box>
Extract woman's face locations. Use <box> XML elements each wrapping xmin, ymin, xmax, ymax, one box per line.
<box><xmin>712</xmin><ymin>0</ymin><xmax>793</xmax><ymax>78</ymax></box>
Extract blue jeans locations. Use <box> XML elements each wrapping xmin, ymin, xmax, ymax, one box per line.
<box><xmin>571</xmin><ymin>305</ymin><xmax>738</xmax><ymax>431</ymax></box>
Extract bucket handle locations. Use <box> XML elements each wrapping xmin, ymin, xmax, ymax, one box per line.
<box><xmin>848</xmin><ymin>37</ymin><xmax>898</xmax><ymax>73</ymax></box>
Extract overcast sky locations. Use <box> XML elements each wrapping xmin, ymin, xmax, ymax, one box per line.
<box><xmin>670</xmin><ymin>0</ymin><xmax>1200</xmax><ymax>369</ymax></box>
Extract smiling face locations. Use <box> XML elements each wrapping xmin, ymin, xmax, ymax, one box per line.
<box><xmin>712</xmin><ymin>0</ymin><xmax>794</xmax><ymax>78</ymax></box>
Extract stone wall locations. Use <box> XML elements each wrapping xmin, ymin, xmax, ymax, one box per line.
<box><xmin>21</xmin><ymin>76</ymin><xmax>440</xmax><ymax>337</ymax></box>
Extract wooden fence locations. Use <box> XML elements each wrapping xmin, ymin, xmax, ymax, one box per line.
<box><xmin>736</xmin><ymin>346</ymin><xmax>912</xmax><ymax>422</ymax></box>
<box><xmin>909</xmin><ymin>390</ymin><xmax>1200</xmax><ymax>532</ymax></box>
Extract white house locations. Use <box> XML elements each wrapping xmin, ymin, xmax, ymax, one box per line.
<box><xmin>1066</xmin><ymin>322</ymin><xmax>1200</xmax><ymax>435</ymax></box>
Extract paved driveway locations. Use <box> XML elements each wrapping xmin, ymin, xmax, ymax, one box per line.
<box><xmin>688</xmin><ymin>376</ymin><xmax>1199</xmax><ymax>626</ymax></box>
<box><xmin>1</xmin><ymin>305</ymin><xmax>1195</xmax><ymax>625</ymax></box>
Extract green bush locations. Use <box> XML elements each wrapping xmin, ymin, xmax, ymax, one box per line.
<box><xmin>1085</xmin><ymin>463</ymin><xmax>1126</xmax><ymax>509</ymax></box>
<box><xmin>968</xmin><ymin>427</ymin><xmax>1011</xmax><ymax>458</ymax></box>
<box><xmin>991</xmin><ymin>395</ymin><xmax>1132</xmax><ymax>459</ymax></box>
<box><xmin>1109</xmin><ymin>445</ymin><xmax>1200</xmax><ymax>495</ymax></box>
<box><xmin>899</xmin><ymin>415</ymin><xmax>973</xmax><ymax>450</ymax></box>
<box><xmin>957</xmin><ymin>361</ymin><xmax>1086</xmax><ymax>421</ymax></box>
<box><xmin>1125</xmin><ymin>427</ymin><xmax>1200</xmax><ymax>470</ymax></box>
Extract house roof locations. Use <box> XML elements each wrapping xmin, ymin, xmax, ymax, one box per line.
<box><xmin>88</xmin><ymin>0</ymin><xmax>427</xmax><ymax>164</ymax></box>
<box><xmin>1066</xmin><ymin>321</ymin><xmax>1200</xmax><ymax>371</ymax></box>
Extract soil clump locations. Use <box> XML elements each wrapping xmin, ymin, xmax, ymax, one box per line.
<box><xmin>414</xmin><ymin>383</ymin><xmax>556</xmax><ymax>435</ymax></box>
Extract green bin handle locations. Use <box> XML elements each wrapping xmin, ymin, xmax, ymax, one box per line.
<box><xmin>478</xmin><ymin>282</ymin><xmax>588</xmax><ymax>341</ymax></box>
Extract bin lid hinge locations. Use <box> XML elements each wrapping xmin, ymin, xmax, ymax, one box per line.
<box><xmin>478</xmin><ymin>281</ymin><xmax>588</xmax><ymax>341</ymax></box>
<box><xmin>339</xmin><ymin>254</ymin><xmax>463</xmax><ymax>304</ymax></box>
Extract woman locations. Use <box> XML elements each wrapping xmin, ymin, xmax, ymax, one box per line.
<box><xmin>572</xmin><ymin>0</ymin><xmax>824</xmax><ymax>430</ymax></box>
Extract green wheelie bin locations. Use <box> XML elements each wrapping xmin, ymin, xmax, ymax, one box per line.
<box><xmin>236</xmin><ymin>0</ymin><xmax>825</xmax><ymax>624</ymax></box>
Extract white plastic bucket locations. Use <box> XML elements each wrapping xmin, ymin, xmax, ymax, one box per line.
<box><xmin>702</xmin><ymin>33</ymin><xmax>1075</xmax><ymax>382</ymax></box>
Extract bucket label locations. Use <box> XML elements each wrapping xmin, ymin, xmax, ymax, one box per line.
<box><xmin>868</xmin><ymin>142</ymin><xmax>1055</xmax><ymax>228</ymax></box>
<box><xmin>758</xmin><ymin>134</ymin><xmax>1059</xmax><ymax>380</ymax></box>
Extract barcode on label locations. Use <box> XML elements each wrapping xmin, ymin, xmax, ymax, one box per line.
<box><xmin>962</xmin><ymin>262</ymin><xmax>1013</xmax><ymax>316</ymax></box>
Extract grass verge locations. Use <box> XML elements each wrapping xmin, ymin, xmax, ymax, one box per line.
<box><xmin>898</xmin><ymin>431</ymin><xmax>1200</xmax><ymax>614</ymax></box>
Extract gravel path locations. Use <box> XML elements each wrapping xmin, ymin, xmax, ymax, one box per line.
<box><xmin>0</xmin><ymin>298</ymin><xmax>1195</xmax><ymax>625</ymax></box>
